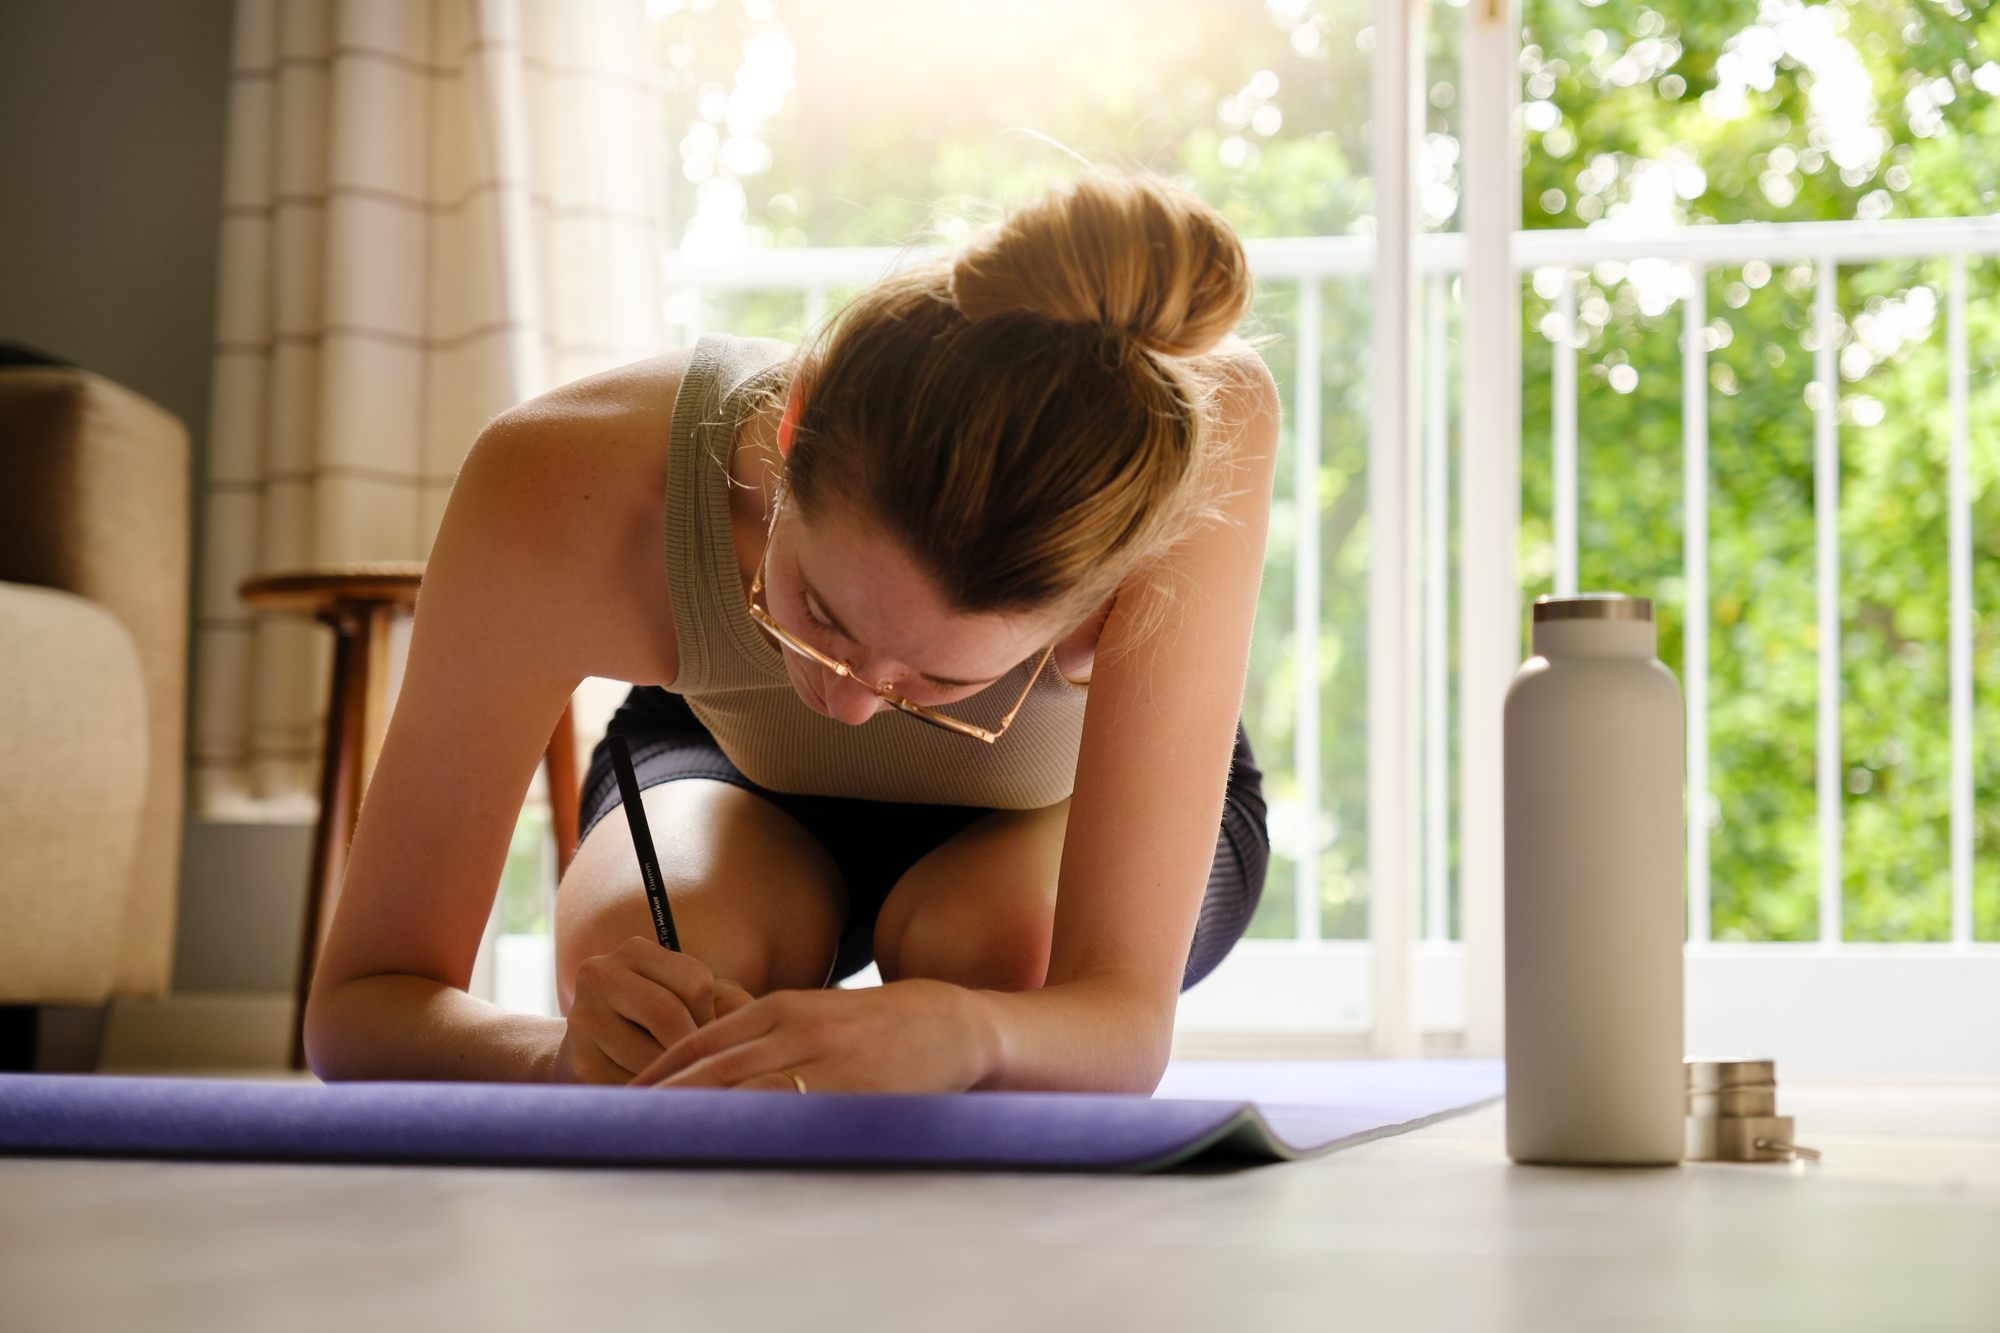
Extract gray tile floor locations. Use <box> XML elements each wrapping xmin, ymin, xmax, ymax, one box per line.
<box><xmin>3</xmin><ymin>1079</ymin><xmax>1997</xmax><ymax>1332</ymax></box>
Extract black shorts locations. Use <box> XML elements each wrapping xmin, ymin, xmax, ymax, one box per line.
<box><xmin>577</xmin><ymin>687</ymin><xmax>1269</xmax><ymax>991</ymax></box>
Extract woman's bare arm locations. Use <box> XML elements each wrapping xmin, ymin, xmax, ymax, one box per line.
<box><xmin>304</xmin><ymin>356</ymin><xmax>693</xmax><ymax>1081</ymax></box>
<box><xmin>977</xmin><ymin>346</ymin><xmax>1281</xmax><ymax>1090</ymax></box>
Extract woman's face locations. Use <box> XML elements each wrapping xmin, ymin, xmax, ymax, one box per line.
<box><xmin>760</xmin><ymin>500</ymin><xmax>1062</xmax><ymax>726</ymax></box>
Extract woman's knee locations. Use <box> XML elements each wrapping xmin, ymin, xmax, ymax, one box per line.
<box><xmin>884</xmin><ymin>886</ymin><xmax>1055</xmax><ymax>991</ymax></box>
<box><xmin>875</xmin><ymin>805</ymin><xmax>1065</xmax><ymax>993</ymax></box>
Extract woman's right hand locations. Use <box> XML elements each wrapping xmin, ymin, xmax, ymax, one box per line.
<box><xmin>551</xmin><ymin>937</ymin><xmax>754</xmax><ymax>1083</ymax></box>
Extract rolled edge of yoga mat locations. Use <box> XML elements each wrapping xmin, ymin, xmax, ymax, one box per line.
<box><xmin>0</xmin><ymin>1075</ymin><xmax>1270</xmax><ymax>1174</ymax></box>
<box><xmin>0</xmin><ymin>1063</ymin><xmax>1508</xmax><ymax>1173</ymax></box>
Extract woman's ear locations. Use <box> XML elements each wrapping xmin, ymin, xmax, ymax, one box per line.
<box><xmin>777</xmin><ymin>376</ymin><xmax>805</xmax><ymax>457</ymax></box>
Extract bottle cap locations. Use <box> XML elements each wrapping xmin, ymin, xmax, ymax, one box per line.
<box><xmin>1533</xmin><ymin>593</ymin><xmax>1653</xmax><ymax>623</ymax></box>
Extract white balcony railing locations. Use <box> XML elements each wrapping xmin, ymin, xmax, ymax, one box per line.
<box><xmin>664</xmin><ymin>216</ymin><xmax>2000</xmax><ymax>1073</ymax></box>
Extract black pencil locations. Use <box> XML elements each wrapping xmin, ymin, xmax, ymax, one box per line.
<box><xmin>608</xmin><ymin>735</ymin><xmax>680</xmax><ymax>952</ymax></box>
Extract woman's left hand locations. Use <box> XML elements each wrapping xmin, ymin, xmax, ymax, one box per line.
<box><xmin>626</xmin><ymin>979</ymin><xmax>1000</xmax><ymax>1093</ymax></box>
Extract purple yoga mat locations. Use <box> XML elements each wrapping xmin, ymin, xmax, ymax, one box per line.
<box><xmin>0</xmin><ymin>1060</ymin><xmax>1502</xmax><ymax>1173</ymax></box>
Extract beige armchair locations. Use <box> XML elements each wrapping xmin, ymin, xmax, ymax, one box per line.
<box><xmin>0</xmin><ymin>356</ymin><xmax>189</xmax><ymax>1066</ymax></box>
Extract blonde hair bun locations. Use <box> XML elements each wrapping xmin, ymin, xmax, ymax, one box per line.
<box><xmin>790</xmin><ymin>172</ymin><xmax>1246</xmax><ymax>619</ymax></box>
<box><xmin>950</xmin><ymin>173</ymin><xmax>1251</xmax><ymax>359</ymax></box>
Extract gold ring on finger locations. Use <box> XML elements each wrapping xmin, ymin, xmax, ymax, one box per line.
<box><xmin>779</xmin><ymin>1067</ymin><xmax>807</xmax><ymax>1094</ymax></box>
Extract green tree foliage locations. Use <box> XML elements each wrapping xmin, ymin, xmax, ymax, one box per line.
<box><xmin>1518</xmin><ymin>0</ymin><xmax>2000</xmax><ymax>940</ymax></box>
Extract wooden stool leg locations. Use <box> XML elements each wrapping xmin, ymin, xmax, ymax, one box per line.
<box><xmin>546</xmin><ymin>702</ymin><xmax>580</xmax><ymax>880</ymax></box>
<box><xmin>289</xmin><ymin>604</ymin><xmax>381</xmax><ymax>1072</ymax></box>
<box><xmin>358</xmin><ymin>603</ymin><xmax>397</xmax><ymax>788</ymax></box>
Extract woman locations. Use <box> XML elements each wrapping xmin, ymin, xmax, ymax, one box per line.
<box><xmin>306</xmin><ymin>172</ymin><xmax>1279</xmax><ymax>1094</ymax></box>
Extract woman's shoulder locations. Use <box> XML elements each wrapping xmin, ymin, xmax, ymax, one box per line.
<box><xmin>443</xmin><ymin>349</ymin><xmax>703</xmax><ymax>600</ymax></box>
<box><xmin>434</xmin><ymin>351</ymin><xmax>701</xmax><ymax>686</ymax></box>
<box><xmin>454</xmin><ymin>348</ymin><xmax>708</xmax><ymax>524</ymax></box>
<box><xmin>1194</xmin><ymin>337</ymin><xmax>1281</xmax><ymax>492</ymax></box>
<box><xmin>491</xmin><ymin>337</ymin><xmax>792</xmax><ymax>447</ymax></box>
<box><xmin>1202</xmin><ymin>336</ymin><xmax>1281</xmax><ymax>429</ymax></box>
<box><xmin>449</xmin><ymin>337</ymin><xmax>793</xmax><ymax>559</ymax></box>
<box><xmin>487</xmin><ymin>348</ymin><xmax>698</xmax><ymax>445</ymax></box>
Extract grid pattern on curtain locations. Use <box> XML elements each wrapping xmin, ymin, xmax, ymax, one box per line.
<box><xmin>194</xmin><ymin>0</ymin><xmax>665</xmax><ymax>817</ymax></box>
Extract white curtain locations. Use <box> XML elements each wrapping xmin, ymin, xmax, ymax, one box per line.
<box><xmin>193</xmin><ymin>0</ymin><xmax>666</xmax><ymax>817</ymax></box>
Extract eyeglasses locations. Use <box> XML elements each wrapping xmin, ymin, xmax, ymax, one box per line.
<box><xmin>746</xmin><ymin>495</ymin><xmax>1052</xmax><ymax>744</ymax></box>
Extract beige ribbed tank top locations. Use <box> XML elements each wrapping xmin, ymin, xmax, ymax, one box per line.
<box><xmin>664</xmin><ymin>335</ymin><xmax>1089</xmax><ymax>809</ymax></box>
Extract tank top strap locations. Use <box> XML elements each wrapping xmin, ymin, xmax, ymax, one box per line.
<box><xmin>664</xmin><ymin>334</ymin><xmax>794</xmax><ymax>694</ymax></box>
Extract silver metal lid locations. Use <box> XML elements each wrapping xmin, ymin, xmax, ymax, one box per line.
<box><xmin>1686</xmin><ymin>1058</ymin><xmax>1776</xmax><ymax>1091</ymax></box>
<box><xmin>1534</xmin><ymin>593</ymin><xmax>1653</xmax><ymax>623</ymax></box>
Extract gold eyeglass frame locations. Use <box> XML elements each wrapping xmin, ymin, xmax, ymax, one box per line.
<box><xmin>746</xmin><ymin>494</ymin><xmax>1053</xmax><ymax>744</ymax></box>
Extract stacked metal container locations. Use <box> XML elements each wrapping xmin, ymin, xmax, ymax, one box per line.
<box><xmin>1684</xmin><ymin>1059</ymin><xmax>1817</xmax><ymax>1161</ymax></box>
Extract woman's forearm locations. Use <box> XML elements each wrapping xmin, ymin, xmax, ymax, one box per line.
<box><xmin>969</xmin><ymin>977</ymin><xmax>1176</xmax><ymax>1094</ymax></box>
<box><xmin>305</xmin><ymin>973</ymin><xmax>566</xmax><ymax>1083</ymax></box>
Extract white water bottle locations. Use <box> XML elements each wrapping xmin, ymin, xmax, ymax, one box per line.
<box><xmin>1504</xmin><ymin>593</ymin><xmax>1684</xmax><ymax>1165</ymax></box>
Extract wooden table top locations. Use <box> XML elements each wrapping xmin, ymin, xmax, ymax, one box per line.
<box><xmin>239</xmin><ymin>562</ymin><xmax>425</xmax><ymax>613</ymax></box>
